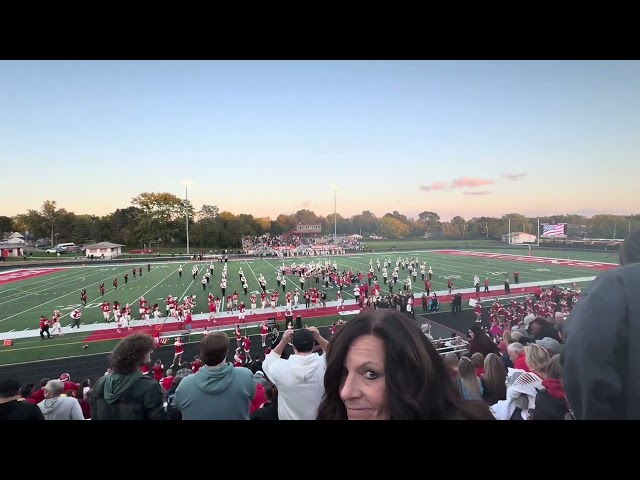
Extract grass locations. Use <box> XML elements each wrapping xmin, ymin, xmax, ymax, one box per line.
<box><xmin>0</xmin><ymin>248</ymin><xmax>612</xmax><ymax>364</ymax></box>
<box><xmin>0</xmin><ymin>313</ymin><xmax>341</xmax><ymax>366</ymax></box>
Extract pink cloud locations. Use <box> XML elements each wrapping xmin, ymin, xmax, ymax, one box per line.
<box><xmin>450</xmin><ymin>177</ymin><xmax>494</xmax><ymax>188</ymax></box>
<box><xmin>419</xmin><ymin>182</ymin><xmax>449</xmax><ymax>192</ymax></box>
<box><xmin>463</xmin><ymin>191</ymin><xmax>494</xmax><ymax>196</ymax></box>
<box><xmin>503</xmin><ymin>173</ymin><xmax>527</xmax><ymax>181</ymax></box>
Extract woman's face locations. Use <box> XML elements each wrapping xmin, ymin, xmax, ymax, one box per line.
<box><xmin>340</xmin><ymin>334</ymin><xmax>389</xmax><ymax>420</ymax></box>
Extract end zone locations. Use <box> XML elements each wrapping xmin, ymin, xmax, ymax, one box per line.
<box><xmin>0</xmin><ymin>268</ymin><xmax>67</xmax><ymax>286</ymax></box>
<box><xmin>431</xmin><ymin>250</ymin><xmax>617</xmax><ymax>271</ymax></box>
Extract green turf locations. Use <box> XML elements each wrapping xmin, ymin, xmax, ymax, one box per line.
<box><xmin>0</xmin><ymin>249</ymin><xmax>610</xmax><ymax>365</ymax></box>
<box><xmin>1</xmin><ymin>250</ymin><xmax>607</xmax><ymax>333</ymax></box>
<box><xmin>0</xmin><ymin>312</ymin><xmax>342</xmax><ymax>365</ymax></box>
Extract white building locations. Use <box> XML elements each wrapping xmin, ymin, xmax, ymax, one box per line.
<box><xmin>84</xmin><ymin>242</ymin><xmax>125</xmax><ymax>259</ymax></box>
<box><xmin>501</xmin><ymin>232</ymin><xmax>537</xmax><ymax>244</ymax></box>
<box><xmin>4</xmin><ymin>232</ymin><xmax>25</xmax><ymax>244</ymax></box>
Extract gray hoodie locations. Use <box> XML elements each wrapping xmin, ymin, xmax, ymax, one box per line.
<box><xmin>38</xmin><ymin>396</ymin><xmax>85</xmax><ymax>420</ymax></box>
<box><xmin>174</xmin><ymin>363</ymin><xmax>256</xmax><ymax>420</ymax></box>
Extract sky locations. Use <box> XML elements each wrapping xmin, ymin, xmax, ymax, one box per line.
<box><xmin>1</xmin><ymin>60</ymin><xmax>638</xmax><ymax>222</ymax></box>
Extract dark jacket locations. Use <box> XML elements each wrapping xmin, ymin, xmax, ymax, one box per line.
<box><xmin>561</xmin><ymin>263</ymin><xmax>640</xmax><ymax>420</ymax></box>
<box><xmin>532</xmin><ymin>379</ymin><xmax>569</xmax><ymax>420</ymax></box>
<box><xmin>91</xmin><ymin>373</ymin><xmax>167</xmax><ymax>420</ymax></box>
<box><xmin>250</xmin><ymin>401</ymin><xmax>279</xmax><ymax>420</ymax></box>
<box><xmin>0</xmin><ymin>400</ymin><xmax>45</xmax><ymax>420</ymax></box>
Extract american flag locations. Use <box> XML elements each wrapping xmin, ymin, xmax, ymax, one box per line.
<box><xmin>542</xmin><ymin>224</ymin><xmax>565</xmax><ymax>237</ymax></box>
<box><xmin>159</xmin><ymin>338</ymin><xmax>168</xmax><ymax>345</ymax></box>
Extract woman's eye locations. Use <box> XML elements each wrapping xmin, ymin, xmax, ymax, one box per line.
<box><xmin>364</xmin><ymin>371</ymin><xmax>378</xmax><ymax>380</ymax></box>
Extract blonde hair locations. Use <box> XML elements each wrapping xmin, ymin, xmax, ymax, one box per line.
<box><xmin>458</xmin><ymin>357</ymin><xmax>482</xmax><ymax>399</ymax></box>
<box><xmin>524</xmin><ymin>344</ymin><xmax>550</xmax><ymax>375</ymax></box>
<box><xmin>443</xmin><ymin>352</ymin><xmax>459</xmax><ymax>372</ymax></box>
<box><xmin>483</xmin><ymin>353</ymin><xmax>507</xmax><ymax>403</ymax></box>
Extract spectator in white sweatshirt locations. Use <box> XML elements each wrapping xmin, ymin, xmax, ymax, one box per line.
<box><xmin>263</xmin><ymin>326</ymin><xmax>329</xmax><ymax>420</ymax></box>
<box><xmin>38</xmin><ymin>380</ymin><xmax>85</xmax><ymax>420</ymax></box>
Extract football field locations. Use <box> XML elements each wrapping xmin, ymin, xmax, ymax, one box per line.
<box><xmin>0</xmin><ymin>248</ymin><xmax>615</xmax><ymax>365</ymax></box>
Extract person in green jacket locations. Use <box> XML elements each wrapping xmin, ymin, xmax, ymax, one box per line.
<box><xmin>91</xmin><ymin>333</ymin><xmax>167</xmax><ymax>420</ymax></box>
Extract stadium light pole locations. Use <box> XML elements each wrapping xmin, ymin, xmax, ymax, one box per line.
<box><xmin>330</xmin><ymin>184</ymin><xmax>339</xmax><ymax>240</ymax></box>
<box><xmin>181</xmin><ymin>180</ymin><xmax>192</xmax><ymax>255</ymax></box>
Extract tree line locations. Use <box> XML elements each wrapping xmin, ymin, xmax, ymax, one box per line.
<box><xmin>1</xmin><ymin>194</ymin><xmax>638</xmax><ymax>249</ymax></box>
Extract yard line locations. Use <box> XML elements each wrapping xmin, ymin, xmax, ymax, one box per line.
<box><xmin>0</xmin><ymin>268</ymin><xmax>99</xmax><ymax>305</ymax></box>
<box><xmin>0</xmin><ymin>265</ymin><xmax>142</xmax><ymax>324</ymax></box>
<box><xmin>178</xmin><ymin>263</ymin><xmax>204</xmax><ymax>302</ymax></box>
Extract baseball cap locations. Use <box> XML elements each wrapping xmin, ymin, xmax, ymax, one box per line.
<box><xmin>535</xmin><ymin>337</ymin><xmax>562</xmax><ymax>356</ymax></box>
<box><xmin>292</xmin><ymin>329</ymin><xmax>315</xmax><ymax>352</ymax></box>
<box><xmin>0</xmin><ymin>378</ymin><xmax>20</xmax><ymax>397</ymax></box>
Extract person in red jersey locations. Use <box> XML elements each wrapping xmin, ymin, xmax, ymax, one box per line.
<box><xmin>39</xmin><ymin>316</ymin><xmax>51</xmax><ymax>340</ymax></box>
<box><xmin>101</xmin><ymin>301</ymin><xmax>111</xmax><ymax>323</ymax></box>
<box><xmin>208</xmin><ymin>299</ymin><xmax>217</xmax><ymax>322</ymax></box>
<box><xmin>173</xmin><ymin>337</ymin><xmax>184</xmax><ymax>367</ymax></box>
<box><xmin>475</xmin><ymin>301</ymin><xmax>482</xmax><ymax>323</ymax></box>
<box><xmin>233</xmin><ymin>348</ymin><xmax>244</xmax><ymax>367</ymax></box>
<box><xmin>151</xmin><ymin>360</ymin><xmax>164</xmax><ymax>381</ymax></box>
<box><xmin>58</xmin><ymin>373</ymin><xmax>81</xmax><ymax>393</ymax></box>
<box><xmin>260</xmin><ymin>321</ymin><xmax>269</xmax><ymax>347</ymax></box>
<box><xmin>257</xmin><ymin>291</ymin><xmax>264</xmax><ymax>309</ymax></box>
<box><xmin>184</xmin><ymin>311</ymin><xmax>193</xmax><ymax>335</ymax></box>
<box><xmin>191</xmin><ymin>355</ymin><xmax>202</xmax><ymax>374</ymax></box>
<box><xmin>243</xmin><ymin>336</ymin><xmax>252</xmax><ymax>364</ymax></box>
<box><xmin>238</xmin><ymin>302</ymin><xmax>246</xmax><ymax>322</ymax></box>
<box><xmin>161</xmin><ymin>369</ymin><xmax>175</xmax><ymax>391</ymax></box>
<box><xmin>235</xmin><ymin>324</ymin><xmax>242</xmax><ymax>346</ymax></box>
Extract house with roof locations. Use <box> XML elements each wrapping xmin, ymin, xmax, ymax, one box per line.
<box><xmin>84</xmin><ymin>242</ymin><xmax>125</xmax><ymax>259</ymax></box>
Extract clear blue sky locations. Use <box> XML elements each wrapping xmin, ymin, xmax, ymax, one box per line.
<box><xmin>1</xmin><ymin>60</ymin><xmax>638</xmax><ymax>221</ymax></box>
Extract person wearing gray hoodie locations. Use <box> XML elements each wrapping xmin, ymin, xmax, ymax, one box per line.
<box><xmin>174</xmin><ymin>333</ymin><xmax>256</xmax><ymax>420</ymax></box>
<box><xmin>38</xmin><ymin>380</ymin><xmax>85</xmax><ymax>420</ymax></box>
<box><xmin>91</xmin><ymin>333</ymin><xmax>167</xmax><ymax>420</ymax></box>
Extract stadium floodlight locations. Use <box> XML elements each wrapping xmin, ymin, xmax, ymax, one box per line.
<box><xmin>181</xmin><ymin>180</ymin><xmax>192</xmax><ymax>255</ymax></box>
<box><xmin>330</xmin><ymin>184</ymin><xmax>339</xmax><ymax>240</ymax></box>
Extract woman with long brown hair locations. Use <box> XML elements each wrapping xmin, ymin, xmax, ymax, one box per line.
<box><xmin>316</xmin><ymin>309</ymin><xmax>494</xmax><ymax>420</ymax></box>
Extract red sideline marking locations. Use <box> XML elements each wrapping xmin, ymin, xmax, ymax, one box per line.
<box><xmin>80</xmin><ymin>285</ymin><xmax>566</xmax><ymax>344</ymax></box>
<box><xmin>82</xmin><ymin>304</ymin><xmax>362</xmax><ymax>343</ymax></box>
<box><xmin>436</xmin><ymin>285</ymin><xmax>540</xmax><ymax>304</ymax></box>
<box><xmin>433</xmin><ymin>250</ymin><xmax>617</xmax><ymax>271</ymax></box>
<box><xmin>0</xmin><ymin>268</ymin><xmax>66</xmax><ymax>286</ymax></box>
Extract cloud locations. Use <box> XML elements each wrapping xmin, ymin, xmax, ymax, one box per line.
<box><xmin>419</xmin><ymin>182</ymin><xmax>449</xmax><ymax>192</ymax></box>
<box><xmin>463</xmin><ymin>191</ymin><xmax>494</xmax><ymax>196</ymax></box>
<box><xmin>503</xmin><ymin>173</ymin><xmax>527</xmax><ymax>181</ymax></box>
<box><xmin>450</xmin><ymin>177</ymin><xmax>494</xmax><ymax>188</ymax></box>
<box><xmin>300</xmin><ymin>200</ymin><xmax>312</xmax><ymax>208</ymax></box>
